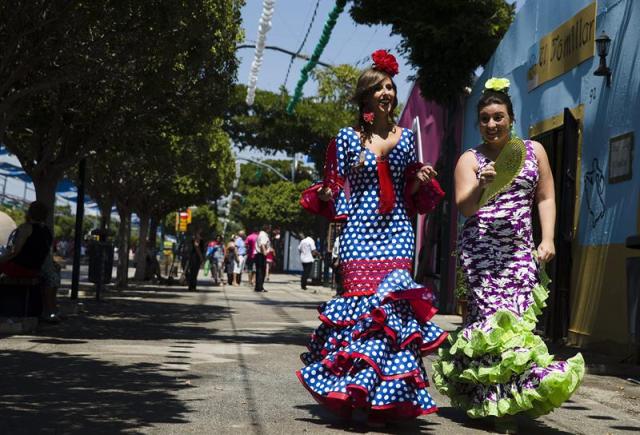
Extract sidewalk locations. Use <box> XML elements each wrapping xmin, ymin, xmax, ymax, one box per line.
<box><xmin>0</xmin><ymin>272</ymin><xmax>639</xmax><ymax>434</ymax></box>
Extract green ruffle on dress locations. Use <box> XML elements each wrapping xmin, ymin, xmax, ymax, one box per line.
<box><xmin>433</xmin><ymin>266</ymin><xmax>585</xmax><ymax>418</ymax></box>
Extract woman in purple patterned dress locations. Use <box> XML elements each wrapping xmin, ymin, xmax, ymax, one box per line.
<box><xmin>433</xmin><ymin>78</ymin><xmax>584</xmax><ymax>420</ymax></box>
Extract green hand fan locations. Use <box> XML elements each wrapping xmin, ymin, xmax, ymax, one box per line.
<box><xmin>478</xmin><ymin>137</ymin><xmax>526</xmax><ymax>207</ymax></box>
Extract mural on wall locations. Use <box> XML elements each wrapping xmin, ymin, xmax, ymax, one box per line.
<box><xmin>584</xmin><ymin>158</ymin><xmax>606</xmax><ymax>228</ymax></box>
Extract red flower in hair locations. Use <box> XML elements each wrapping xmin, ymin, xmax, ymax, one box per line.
<box><xmin>363</xmin><ymin>112</ymin><xmax>375</xmax><ymax>124</ymax></box>
<box><xmin>371</xmin><ymin>49</ymin><xmax>399</xmax><ymax>77</ymax></box>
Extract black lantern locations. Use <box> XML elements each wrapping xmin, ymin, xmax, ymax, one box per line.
<box><xmin>593</xmin><ymin>31</ymin><xmax>612</xmax><ymax>87</ymax></box>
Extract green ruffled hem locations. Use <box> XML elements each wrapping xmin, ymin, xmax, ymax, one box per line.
<box><xmin>445</xmin><ymin>281</ymin><xmax>549</xmax><ymax>359</ymax></box>
<box><xmin>435</xmin><ymin>331</ymin><xmax>553</xmax><ymax>384</ymax></box>
<box><xmin>432</xmin><ymin>263</ymin><xmax>584</xmax><ymax>417</ymax></box>
<box><xmin>434</xmin><ymin>353</ymin><xmax>585</xmax><ymax>418</ymax></box>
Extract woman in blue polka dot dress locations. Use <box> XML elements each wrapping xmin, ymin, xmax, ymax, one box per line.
<box><xmin>297</xmin><ymin>50</ymin><xmax>449</xmax><ymax>422</ymax></box>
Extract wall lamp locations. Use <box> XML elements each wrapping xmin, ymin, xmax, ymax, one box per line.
<box><xmin>593</xmin><ymin>31</ymin><xmax>612</xmax><ymax>87</ymax></box>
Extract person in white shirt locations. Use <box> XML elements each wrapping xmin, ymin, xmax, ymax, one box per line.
<box><xmin>254</xmin><ymin>224</ymin><xmax>271</xmax><ymax>292</ymax></box>
<box><xmin>298</xmin><ymin>233</ymin><xmax>317</xmax><ymax>290</ymax></box>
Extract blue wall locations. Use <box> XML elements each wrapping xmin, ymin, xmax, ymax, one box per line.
<box><xmin>462</xmin><ymin>0</ymin><xmax>640</xmax><ymax>246</ymax></box>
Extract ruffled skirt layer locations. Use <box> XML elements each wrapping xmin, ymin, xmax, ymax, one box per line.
<box><xmin>297</xmin><ymin>269</ymin><xmax>448</xmax><ymax>420</ymax></box>
<box><xmin>432</xmin><ymin>270</ymin><xmax>585</xmax><ymax>418</ymax></box>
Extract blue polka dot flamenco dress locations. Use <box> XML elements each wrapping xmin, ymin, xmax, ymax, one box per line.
<box><xmin>297</xmin><ymin>127</ymin><xmax>448</xmax><ymax>421</ymax></box>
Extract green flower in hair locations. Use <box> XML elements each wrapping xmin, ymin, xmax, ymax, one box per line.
<box><xmin>484</xmin><ymin>77</ymin><xmax>510</xmax><ymax>93</ymax></box>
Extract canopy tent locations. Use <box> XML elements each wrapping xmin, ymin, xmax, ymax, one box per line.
<box><xmin>0</xmin><ymin>145</ymin><xmax>101</xmax><ymax>215</ymax></box>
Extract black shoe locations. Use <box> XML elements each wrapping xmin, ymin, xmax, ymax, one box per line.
<box><xmin>301</xmin><ymin>287</ymin><xmax>307</xmax><ymax>290</ymax></box>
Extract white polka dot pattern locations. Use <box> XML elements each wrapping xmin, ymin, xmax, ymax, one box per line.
<box><xmin>298</xmin><ymin>269</ymin><xmax>447</xmax><ymax>418</ymax></box>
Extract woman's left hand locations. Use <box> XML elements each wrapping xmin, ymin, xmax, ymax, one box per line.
<box><xmin>537</xmin><ymin>239</ymin><xmax>556</xmax><ymax>263</ymax></box>
<box><xmin>416</xmin><ymin>164</ymin><xmax>437</xmax><ymax>185</ymax></box>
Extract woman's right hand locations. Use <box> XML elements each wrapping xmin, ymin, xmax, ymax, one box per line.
<box><xmin>478</xmin><ymin>162</ymin><xmax>497</xmax><ymax>188</ymax></box>
<box><xmin>317</xmin><ymin>186</ymin><xmax>332</xmax><ymax>201</ymax></box>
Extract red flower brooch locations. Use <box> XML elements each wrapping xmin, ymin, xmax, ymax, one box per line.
<box><xmin>371</xmin><ymin>49</ymin><xmax>399</xmax><ymax>77</ymax></box>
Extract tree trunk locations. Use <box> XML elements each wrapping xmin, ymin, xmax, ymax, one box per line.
<box><xmin>134</xmin><ymin>213</ymin><xmax>150</xmax><ymax>281</ymax></box>
<box><xmin>148</xmin><ymin>216</ymin><xmax>159</xmax><ymax>246</ymax></box>
<box><xmin>31</xmin><ymin>171</ymin><xmax>60</xmax><ymax>231</ymax></box>
<box><xmin>116</xmin><ymin>206</ymin><xmax>131</xmax><ymax>289</ymax></box>
<box><xmin>99</xmin><ymin>200</ymin><xmax>112</xmax><ymax>234</ymax></box>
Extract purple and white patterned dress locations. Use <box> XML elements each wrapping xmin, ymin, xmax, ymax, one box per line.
<box><xmin>433</xmin><ymin>139</ymin><xmax>584</xmax><ymax>418</ymax></box>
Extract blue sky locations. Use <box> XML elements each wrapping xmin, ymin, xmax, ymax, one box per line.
<box><xmin>237</xmin><ymin>0</ymin><xmax>417</xmax><ymax>106</ymax></box>
<box><xmin>237</xmin><ymin>0</ymin><xmax>521</xmax><ymax>106</ymax></box>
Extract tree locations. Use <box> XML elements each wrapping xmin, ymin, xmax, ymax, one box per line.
<box><xmin>311</xmin><ymin>64</ymin><xmax>360</xmax><ymax>109</ymax></box>
<box><xmin>237</xmin><ymin>159</ymin><xmax>314</xmax><ymax>193</ymax></box>
<box><xmin>348</xmin><ymin>0</ymin><xmax>514</xmax><ymax>102</ymax></box>
<box><xmin>236</xmin><ymin>180</ymin><xmax>320</xmax><ymax>239</ymax></box>
<box><xmin>224</xmin><ymin>81</ymin><xmax>355</xmax><ymax>172</ymax></box>
<box><xmin>1</xmin><ymin>0</ymin><xmax>244</xmax><ymax>227</ymax></box>
<box><xmin>86</xmin><ymin>120</ymin><xmax>235</xmax><ymax>285</ymax></box>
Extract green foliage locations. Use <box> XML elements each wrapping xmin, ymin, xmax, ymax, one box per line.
<box><xmin>189</xmin><ymin>205</ymin><xmax>220</xmax><ymax>240</ymax></box>
<box><xmin>1</xmin><ymin>0</ymin><xmax>244</xmax><ymax>220</ymax></box>
<box><xmin>86</xmin><ymin>119</ymin><xmax>235</xmax><ymax>232</ymax></box>
<box><xmin>0</xmin><ymin>203</ymin><xmax>25</xmax><ymax>226</ymax></box>
<box><xmin>236</xmin><ymin>180</ymin><xmax>318</xmax><ymax>238</ymax></box>
<box><xmin>311</xmin><ymin>64</ymin><xmax>360</xmax><ymax>110</ymax></box>
<box><xmin>237</xmin><ymin>159</ymin><xmax>314</xmax><ymax>194</ymax></box>
<box><xmin>52</xmin><ymin>205</ymin><xmax>98</xmax><ymax>240</ymax></box>
<box><xmin>348</xmin><ymin>0</ymin><xmax>515</xmax><ymax>102</ymax></box>
<box><xmin>224</xmin><ymin>83</ymin><xmax>355</xmax><ymax>173</ymax></box>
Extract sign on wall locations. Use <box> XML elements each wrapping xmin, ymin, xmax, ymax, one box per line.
<box><xmin>527</xmin><ymin>2</ymin><xmax>596</xmax><ymax>91</ymax></box>
<box><xmin>609</xmin><ymin>132</ymin><xmax>634</xmax><ymax>183</ymax></box>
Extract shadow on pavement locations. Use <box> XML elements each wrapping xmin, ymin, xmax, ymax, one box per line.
<box><xmin>0</xmin><ymin>350</ymin><xmax>194</xmax><ymax>434</ymax></box>
<box><xmin>39</xmin><ymin>297</ymin><xmax>231</xmax><ymax>341</ymax></box>
<box><xmin>253</xmin><ymin>298</ymin><xmax>325</xmax><ymax>310</ymax></box>
<box><xmin>437</xmin><ymin>407</ymin><xmax>574</xmax><ymax>434</ymax></box>
<box><xmin>294</xmin><ymin>404</ymin><xmax>440</xmax><ymax>434</ymax></box>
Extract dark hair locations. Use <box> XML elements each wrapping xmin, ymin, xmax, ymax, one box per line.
<box><xmin>27</xmin><ymin>201</ymin><xmax>48</xmax><ymax>222</ymax></box>
<box><xmin>353</xmin><ymin>68</ymin><xmax>398</xmax><ymax>142</ymax></box>
<box><xmin>477</xmin><ymin>90</ymin><xmax>515</xmax><ymax>123</ymax></box>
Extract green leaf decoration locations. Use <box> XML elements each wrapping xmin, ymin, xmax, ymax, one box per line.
<box><xmin>286</xmin><ymin>0</ymin><xmax>347</xmax><ymax>114</ymax></box>
<box><xmin>478</xmin><ymin>137</ymin><xmax>526</xmax><ymax>207</ymax></box>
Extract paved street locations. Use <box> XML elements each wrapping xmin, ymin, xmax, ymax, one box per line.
<box><xmin>1</xmin><ymin>273</ymin><xmax>640</xmax><ymax>434</ymax></box>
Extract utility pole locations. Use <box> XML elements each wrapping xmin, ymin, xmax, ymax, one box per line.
<box><xmin>71</xmin><ymin>158</ymin><xmax>86</xmax><ymax>300</ymax></box>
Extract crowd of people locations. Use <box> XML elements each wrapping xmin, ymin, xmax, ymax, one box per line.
<box><xmin>163</xmin><ymin>224</ymin><xmax>276</xmax><ymax>293</ymax></box>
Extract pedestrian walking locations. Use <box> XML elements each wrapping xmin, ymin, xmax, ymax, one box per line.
<box><xmin>223</xmin><ymin>241</ymin><xmax>238</xmax><ymax>286</ymax></box>
<box><xmin>234</xmin><ymin>230</ymin><xmax>247</xmax><ymax>285</ymax></box>
<box><xmin>185</xmin><ymin>229</ymin><xmax>205</xmax><ymax>291</ymax></box>
<box><xmin>265</xmin><ymin>246</ymin><xmax>275</xmax><ymax>282</ymax></box>
<box><xmin>160</xmin><ymin>238</ymin><xmax>174</xmax><ymax>277</ymax></box>
<box><xmin>244</xmin><ymin>230</ymin><xmax>258</xmax><ymax>286</ymax></box>
<box><xmin>297</xmin><ymin>233</ymin><xmax>317</xmax><ymax>290</ymax></box>
<box><xmin>212</xmin><ymin>235</ymin><xmax>225</xmax><ymax>285</ymax></box>
<box><xmin>432</xmin><ymin>78</ymin><xmax>584</xmax><ymax>426</ymax></box>
<box><xmin>331</xmin><ymin>234</ymin><xmax>343</xmax><ymax>295</ymax></box>
<box><xmin>297</xmin><ymin>50</ymin><xmax>447</xmax><ymax>422</ymax></box>
<box><xmin>253</xmin><ymin>225</ymin><xmax>270</xmax><ymax>293</ymax></box>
